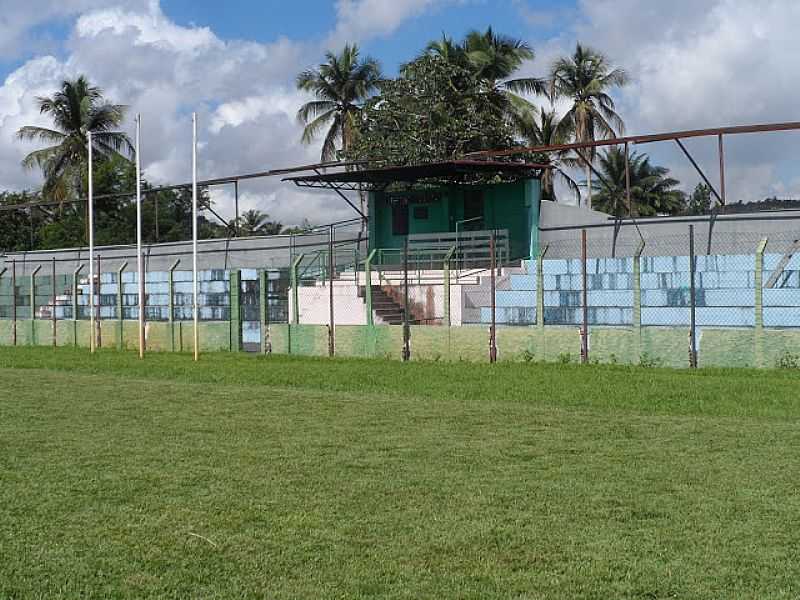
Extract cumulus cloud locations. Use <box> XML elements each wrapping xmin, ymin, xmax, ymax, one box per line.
<box><xmin>327</xmin><ymin>0</ymin><xmax>439</xmax><ymax>47</ymax></box>
<box><xmin>2</xmin><ymin>0</ymin><xmax>799</xmax><ymax>225</ymax></box>
<box><xmin>523</xmin><ymin>0</ymin><xmax>800</xmax><ymax>203</ymax></box>
<box><xmin>0</xmin><ymin>0</ymin><xmax>146</xmax><ymax>59</ymax></box>
<box><xmin>0</xmin><ymin>0</ymin><xmax>362</xmax><ymax>226</ymax></box>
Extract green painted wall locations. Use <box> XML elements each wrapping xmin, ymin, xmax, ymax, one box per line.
<box><xmin>0</xmin><ymin>319</ymin><xmax>233</xmax><ymax>353</ymax></box>
<box><xmin>368</xmin><ymin>178</ymin><xmax>541</xmax><ymax>260</ymax></box>
<box><xmin>2</xmin><ymin>318</ymin><xmax>799</xmax><ymax>369</ymax></box>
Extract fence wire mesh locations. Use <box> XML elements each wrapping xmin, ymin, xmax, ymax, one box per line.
<box><xmin>2</xmin><ymin>218</ymin><xmax>800</xmax><ymax>367</ymax></box>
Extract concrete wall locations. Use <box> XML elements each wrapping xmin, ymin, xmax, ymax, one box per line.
<box><xmin>265</xmin><ymin>323</ymin><xmax>800</xmax><ymax>368</ymax></box>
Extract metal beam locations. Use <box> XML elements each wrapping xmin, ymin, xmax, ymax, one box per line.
<box><xmin>674</xmin><ymin>138</ymin><xmax>723</xmax><ymax>205</ymax></box>
<box><xmin>468</xmin><ymin>121</ymin><xmax>800</xmax><ymax>159</ymax></box>
<box><xmin>312</xmin><ymin>168</ymin><xmax>367</xmax><ymax>220</ymax></box>
<box><xmin>765</xmin><ymin>239</ymin><xmax>800</xmax><ymax>288</ymax></box>
<box><xmin>0</xmin><ymin>159</ymin><xmax>369</xmax><ymax>213</ymax></box>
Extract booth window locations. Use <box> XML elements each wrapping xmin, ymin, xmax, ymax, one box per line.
<box><xmin>413</xmin><ymin>206</ymin><xmax>429</xmax><ymax>220</ymax></box>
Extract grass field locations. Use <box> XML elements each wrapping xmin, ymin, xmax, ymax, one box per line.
<box><xmin>1</xmin><ymin>347</ymin><xmax>799</xmax><ymax>599</ymax></box>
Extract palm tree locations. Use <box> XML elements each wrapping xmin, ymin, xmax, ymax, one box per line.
<box><xmin>416</xmin><ymin>28</ymin><xmax>547</xmax><ymax>133</ymax></box>
<box><xmin>463</xmin><ymin>27</ymin><xmax>546</xmax><ymax>98</ymax></box>
<box><xmin>550</xmin><ymin>44</ymin><xmax>628</xmax><ymax>209</ymax></box>
<box><xmin>591</xmin><ymin>147</ymin><xmax>685</xmax><ymax>217</ymax></box>
<box><xmin>237</xmin><ymin>209</ymin><xmax>283</xmax><ymax>236</ymax></box>
<box><xmin>519</xmin><ymin>107</ymin><xmax>580</xmax><ymax>202</ymax></box>
<box><xmin>296</xmin><ymin>44</ymin><xmax>382</xmax><ymax>162</ymax></box>
<box><xmin>16</xmin><ymin>76</ymin><xmax>133</xmax><ymax>206</ymax></box>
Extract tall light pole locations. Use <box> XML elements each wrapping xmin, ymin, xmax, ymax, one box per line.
<box><xmin>87</xmin><ymin>131</ymin><xmax>95</xmax><ymax>353</ymax></box>
<box><xmin>192</xmin><ymin>113</ymin><xmax>199</xmax><ymax>361</ymax></box>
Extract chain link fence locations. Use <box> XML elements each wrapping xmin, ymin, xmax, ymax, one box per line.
<box><xmin>3</xmin><ymin>219</ymin><xmax>800</xmax><ymax>367</ymax></box>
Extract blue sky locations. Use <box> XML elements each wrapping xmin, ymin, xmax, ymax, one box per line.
<box><xmin>0</xmin><ymin>0</ymin><xmax>798</xmax><ymax>224</ymax></box>
<box><xmin>156</xmin><ymin>1</ymin><xmax>576</xmax><ymax>75</ymax></box>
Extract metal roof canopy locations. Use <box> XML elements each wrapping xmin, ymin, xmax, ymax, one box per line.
<box><xmin>283</xmin><ymin>160</ymin><xmax>550</xmax><ymax>192</ymax></box>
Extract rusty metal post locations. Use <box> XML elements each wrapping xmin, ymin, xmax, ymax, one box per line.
<box><xmin>234</xmin><ymin>180</ymin><xmax>240</xmax><ymax>237</ymax></box>
<box><xmin>489</xmin><ymin>231</ymin><xmax>497</xmax><ymax>363</ymax></box>
<box><xmin>581</xmin><ymin>229</ymin><xmax>589</xmax><ymax>364</ymax></box>
<box><xmin>96</xmin><ymin>254</ymin><xmax>102</xmax><ymax>349</ymax></box>
<box><xmin>718</xmin><ymin>134</ymin><xmax>726</xmax><ymax>206</ymax></box>
<box><xmin>11</xmin><ymin>260</ymin><xmax>16</xmax><ymax>346</ymax></box>
<box><xmin>402</xmin><ymin>237</ymin><xmax>410</xmax><ymax>362</ymax></box>
<box><xmin>328</xmin><ymin>224</ymin><xmax>335</xmax><ymax>357</ymax></box>
<box><xmin>30</xmin><ymin>265</ymin><xmax>41</xmax><ymax>345</ymax></box>
<box><xmin>689</xmin><ymin>225</ymin><xmax>698</xmax><ymax>368</ymax></box>
<box><xmin>624</xmin><ymin>142</ymin><xmax>632</xmax><ymax>216</ymax></box>
<box><xmin>51</xmin><ymin>257</ymin><xmax>57</xmax><ymax>347</ymax></box>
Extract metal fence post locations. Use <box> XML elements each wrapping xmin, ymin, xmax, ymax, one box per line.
<box><xmin>230</xmin><ymin>269</ymin><xmax>242</xmax><ymax>352</ymax></box>
<box><xmin>11</xmin><ymin>260</ymin><xmax>16</xmax><ymax>346</ymax></box>
<box><xmin>260</xmin><ymin>269</ymin><xmax>271</xmax><ymax>354</ymax></box>
<box><xmin>168</xmin><ymin>260</ymin><xmax>180</xmax><ymax>352</ymax></box>
<box><xmin>365</xmin><ymin>249</ymin><xmax>376</xmax><ymax>326</ymax></box>
<box><xmin>51</xmin><ymin>257</ymin><xmax>57</xmax><ymax>347</ymax></box>
<box><xmin>402</xmin><ymin>236</ymin><xmax>410</xmax><ymax>362</ymax></box>
<box><xmin>755</xmin><ymin>238</ymin><xmax>768</xmax><ymax>368</ymax></box>
<box><xmin>72</xmin><ymin>264</ymin><xmax>83</xmax><ymax>347</ymax></box>
<box><xmin>117</xmin><ymin>262</ymin><xmax>127</xmax><ymax>351</ymax></box>
<box><xmin>328</xmin><ymin>225</ymin><xmax>335</xmax><ymax>357</ymax></box>
<box><xmin>290</xmin><ymin>254</ymin><xmax>303</xmax><ymax>326</ymax></box>
<box><xmin>490</xmin><ymin>231</ymin><xmax>497</xmax><ymax>363</ymax></box>
<box><xmin>443</xmin><ymin>246</ymin><xmax>456</xmax><ymax>327</ymax></box>
<box><xmin>580</xmin><ymin>230</ymin><xmax>589</xmax><ymax>364</ymax></box>
<box><xmin>96</xmin><ymin>255</ymin><xmax>102</xmax><ymax>349</ymax></box>
<box><xmin>689</xmin><ymin>225</ymin><xmax>698</xmax><ymax>368</ymax></box>
<box><xmin>31</xmin><ymin>265</ymin><xmax>41</xmax><ymax>345</ymax></box>
<box><xmin>633</xmin><ymin>240</ymin><xmax>645</xmax><ymax>361</ymax></box>
<box><xmin>536</xmin><ymin>245</ymin><xmax>548</xmax><ymax>329</ymax></box>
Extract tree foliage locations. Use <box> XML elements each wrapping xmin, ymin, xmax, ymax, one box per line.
<box><xmin>685</xmin><ymin>183</ymin><xmax>712</xmax><ymax>215</ymax></box>
<box><xmin>345</xmin><ymin>54</ymin><xmax>517</xmax><ymax>165</ymax></box>
<box><xmin>591</xmin><ymin>147</ymin><xmax>686</xmax><ymax>217</ymax></box>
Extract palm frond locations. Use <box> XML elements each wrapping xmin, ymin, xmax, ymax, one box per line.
<box><xmin>300</xmin><ymin>108</ymin><xmax>337</xmax><ymax>146</ymax></box>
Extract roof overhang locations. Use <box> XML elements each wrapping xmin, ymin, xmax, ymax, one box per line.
<box><xmin>283</xmin><ymin>160</ymin><xmax>549</xmax><ymax>192</ymax></box>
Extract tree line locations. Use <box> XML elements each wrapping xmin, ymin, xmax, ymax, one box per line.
<box><xmin>0</xmin><ymin>78</ymin><xmax>302</xmax><ymax>252</ymax></box>
<box><xmin>296</xmin><ymin>30</ymin><xmax>721</xmax><ymax>218</ymax></box>
<box><xmin>1</xmin><ymin>29</ymin><xmax>733</xmax><ymax>253</ymax></box>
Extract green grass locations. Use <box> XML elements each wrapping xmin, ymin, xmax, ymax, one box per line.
<box><xmin>1</xmin><ymin>347</ymin><xmax>799</xmax><ymax>599</ymax></box>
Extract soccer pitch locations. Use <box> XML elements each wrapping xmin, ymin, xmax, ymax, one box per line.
<box><xmin>1</xmin><ymin>347</ymin><xmax>798</xmax><ymax>599</ymax></box>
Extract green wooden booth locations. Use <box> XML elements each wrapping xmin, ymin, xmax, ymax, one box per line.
<box><xmin>285</xmin><ymin>160</ymin><xmax>547</xmax><ymax>264</ymax></box>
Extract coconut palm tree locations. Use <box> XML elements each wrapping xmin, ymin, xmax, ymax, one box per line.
<box><xmin>236</xmin><ymin>209</ymin><xmax>283</xmax><ymax>236</ymax></box>
<box><xmin>591</xmin><ymin>147</ymin><xmax>685</xmax><ymax>217</ymax></box>
<box><xmin>415</xmin><ymin>28</ymin><xmax>547</xmax><ymax>133</ymax></box>
<box><xmin>296</xmin><ymin>44</ymin><xmax>382</xmax><ymax>162</ymax></box>
<box><xmin>16</xmin><ymin>76</ymin><xmax>133</xmax><ymax>206</ymax></box>
<box><xmin>550</xmin><ymin>44</ymin><xmax>628</xmax><ymax>209</ymax></box>
<box><xmin>519</xmin><ymin>107</ymin><xmax>580</xmax><ymax>202</ymax></box>
<box><xmin>463</xmin><ymin>27</ymin><xmax>546</xmax><ymax>98</ymax></box>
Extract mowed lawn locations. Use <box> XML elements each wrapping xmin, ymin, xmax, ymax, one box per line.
<box><xmin>1</xmin><ymin>347</ymin><xmax>799</xmax><ymax>599</ymax></box>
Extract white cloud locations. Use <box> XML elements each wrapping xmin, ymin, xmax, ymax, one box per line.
<box><xmin>74</xmin><ymin>0</ymin><xmax>219</xmax><ymax>54</ymax></box>
<box><xmin>327</xmin><ymin>0</ymin><xmax>442</xmax><ymax>47</ymax></box>
<box><xmin>0</xmin><ymin>0</ymin><xmax>358</xmax><ymax>227</ymax></box>
<box><xmin>209</xmin><ymin>90</ymin><xmax>309</xmax><ymax>134</ymax></box>
<box><xmin>0</xmin><ymin>0</ymin><xmax>145</xmax><ymax>59</ymax></box>
<box><xmin>526</xmin><ymin>0</ymin><xmax>800</xmax><ymax>203</ymax></box>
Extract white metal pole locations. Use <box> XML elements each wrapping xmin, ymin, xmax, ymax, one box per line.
<box><xmin>136</xmin><ymin>115</ymin><xmax>145</xmax><ymax>359</ymax></box>
<box><xmin>88</xmin><ymin>131</ymin><xmax>95</xmax><ymax>353</ymax></box>
<box><xmin>192</xmin><ymin>112</ymin><xmax>199</xmax><ymax>361</ymax></box>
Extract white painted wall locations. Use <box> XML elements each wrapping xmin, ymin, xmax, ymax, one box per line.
<box><xmin>288</xmin><ymin>269</ymin><xmax>477</xmax><ymax>326</ymax></box>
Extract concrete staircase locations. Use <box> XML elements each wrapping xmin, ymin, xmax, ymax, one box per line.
<box><xmin>359</xmin><ymin>285</ymin><xmax>414</xmax><ymax>325</ymax></box>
